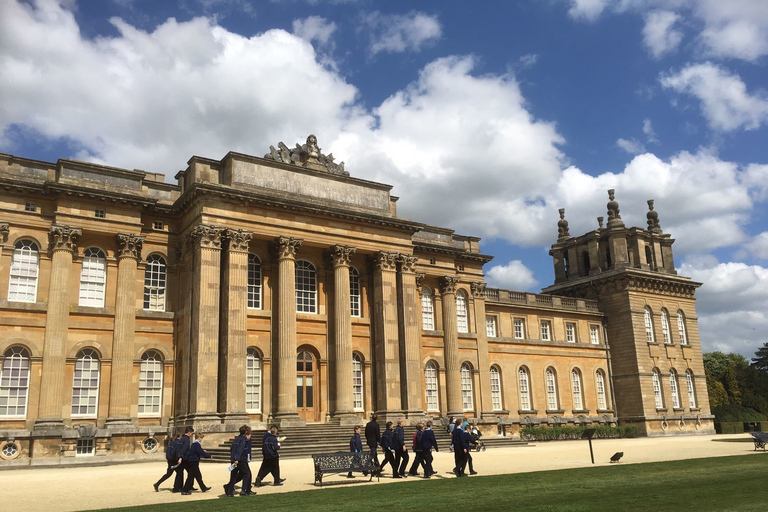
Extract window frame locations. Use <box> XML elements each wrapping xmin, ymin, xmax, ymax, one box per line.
<box><xmin>652</xmin><ymin>368</ymin><xmax>664</xmax><ymax>409</ymax></box>
<box><xmin>677</xmin><ymin>310</ymin><xmax>689</xmax><ymax>346</ymax></box>
<box><xmin>349</xmin><ymin>266</ymin><xmax>361</xmax><ymax>318</ymax></box>
<box><xmin>490</xmin><ymin>366</ymin><xmax>502</xmax><ymax>411</ymax></box>
<box><xmin>589</xmin><ymin>324</ymin><xmax>600</xmax><ymax>345</ymax></box>
<box><xmin>518</xmin><ymin>367</ymin><xmax>532</xmax><ymax>411</ymax></box>
<box><xmin>571</xmin><ymin>369</ymin><xmax>584</xmax><ymax>410</ymax></box>
<box><xmin>138</xmin><ymin>350</ymin><xmax>163</xmax><ymax>417</ymax></box>
<box><xmin>596</xmin><ymin>370</ymin><xmax>607</xmax><ymax>410</ymax></box>
<box><xmin>545</xmin><ymin>367</ymin><xmax>559</xmax><ymax>411</ymax></box>
<box><xmin>79</xmin><ymin>247</ymin><xmax>107</xmax><ymax>308</ymax></box>
<box><xmin>661</xmin><ymin>308</ymin><xmax>672</xmax><ymax>345</ymax></box>
<box><xmin>8</xmin><ymin>239</ymin><xmax>40</xmax><ymax>303</ymax></box>
<box><xmin>143</xmin><ymin>254</ymin><xmax>167</xmax><ymax>311</ymax></box>
<box><xmin>461</xmin><ymin>362</ymin><xmax>474</xmax><ymax>411</ymax></box>
<box><xmin>246</xmin><ymin>347</ymin><xmax>262</xmax><ymax>413</ymax></box>
<box><xmin>71</xmin><ymin>348</ymin><xmax>101</xmax><ymax>418</ymax></box>
<box><xmin>513</xmin><ymin>318</ymin><xmax>526</xmax><ymax>340</ymax></box>
<box><xmin>486</xmin><ymin>315</ymin><xmax>498</xmax><ymax>338</ymax></box>
<box><xmin>421</xmin><ymin>286</ymin><xmax>435</xmax><ymax>330</ymax></box>
<box><xmin>247</xmin><ymin>254</ymin><xmax>262</xmax><ymax>310</ymax></box>
<box><xmin>540</xmin><ymin>319</ymin><xmax>552</xmax><ymax>341</ymax></box>
<box><xmin>0</xmin><ymin>346</ymin><xmax>31</xmax><ymax>418</ymax></box>
<box><xmin>670</xmin><ymin>370</ymin><xmax>681</xmax><ymax>409</ymax></box>
<box><xmin>425</xmin><ymin>361</ymin><xmax>439</xmax><ymax>412</ymax></box>
<box><xmin>352</xmin><ymin>353</ymin><xmax>364</xmax><ymax>411</ymax></box>
<box><xmin>566</xmin><ymin>322</ymin><xmax>576</xmax><ymax>343</ymax></box>
<box><xmin>456</xmin><ymin>290</ymin><xmax>469</xmax><ymax>334</ymax></box>
<box><xmin>295</xmin><ymin>260</ymin><xmax>318</xmax><ymax>314</ymax></box>
<box><xmin>685</xmin><ymin>370</ymin><xmax>697</xmax><ymax>408</ymax></box>
<box><xmin>644</xmin><ymin>306</ymin><xmax>656</xmax><ymax>344</ymax></box>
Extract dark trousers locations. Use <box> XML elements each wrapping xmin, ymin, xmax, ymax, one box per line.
<box><xmin>422</xmin><ymin>450</ymin><xmax>435</xmax><ymax>476</ymax></box>
<box><xmin>454</xmin><ymin>450</ymin><xmax>467</xmax><ymax>475</ymax></box>
<box><xmin>382</xmin><ymin>449</ymin><xmax>396</xmax><ymax>475</ymax></box>
<box><xmin>397</xmin><ymin>449</ymin><xmax>409</xmax><ymax>476</ymax></box>
<box><xmin>155</xmin><ymin>461</ymin><xmax>176</xmax><ymax>487</ymax></box>
<box><xmin>227</xmin><ymin>461</ymin><xmax>251</xmax><ymax>494</ymax></box>
<box><xmin>367</xmin><ymin>445</ymin><xmax>380</xmax><ymax>467</ymax></box>
<box><xmin>173</xmin><ymin>460</ymin><xmax>187</xmax><ymax>490</ymax></box>
<box><xmin>466</xmin><ymin>451</ymin><xmax>474</xmax><ymax>473</ymax></box>
<box><xmin>256</xmin><ymin>457</ymin><xmax>280</xmax><ymax>482</ymax></box>
<box><xmin>183</xmin><ymin>461</ymin><xmax>206</xmax><ymax>491</ymax></box>
<box><xmin>408</xmin><ymin>451</ymin><xmax>425</xmax><ymax>475</ymax></box>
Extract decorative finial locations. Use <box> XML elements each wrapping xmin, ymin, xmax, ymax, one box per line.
<box><xmin>264</xmin><ymin>134</ymin><xmax>348</xmax><ymax>176</ymax></box>
<box><xmin>646</xmin><ymin>199</ymin><xmax>663</xmax><ymax>234</ymax></box>
<box><xmin>606</xmin><ymin>189</ymin><xmax>624</xmax><ymax>228</ymax></box>
<box><xmin>597</xmin><ymin>216</ymin><xmax>604</xmax><ymax>229</ymax></box>
<box><xmin>557</xmin><ymin>208</ymin><xmax>570</xmax><ymax>241</ymax></box>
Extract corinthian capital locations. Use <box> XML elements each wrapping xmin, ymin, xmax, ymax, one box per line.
<box><xmin>330</xmin><ymin>244</ymin><xmax>356</xmax><ymax>267</ymax></box>
<box><xmin>0</xmin><ymin>222</ymin><xmax>9</xmax><ymax>243</ymax></box>
<box><xmin>273</xmin><ymin>236</ymin><xmax>303</xmax><ymax>260</ymax></box>
<box><xmin>49</xmin><ymin>225</ymin><xmax>81</xmax><ymax>254</ymax></box>
<box><xmin>439</xmin><ymin>275</ymin><xmax>460</xmax><ymax>295</ymax></box>
<box><xmin>415</xmin><ymin>272</ymin><xmax>425</xmax><ymax>289</ymax></box>
<box><xmin>372</xmin><ymin>251</ymin><xmax>398</xmax><ymax>271</ymax></box>
<box><xmin>188</xmin><ymin>225</ymin><xmax>224</xmax><ymax>249</ymax></box>
<box><xmin>397</xmin><ymin>254</ymin><xmax>419</xmax><ymax>273</ymax></box>
<box><xmin>116</xmin><ymin>233</ymin><xmax>144</xmax><ymax>260</ymax></box>
<box><xmin>470</xmin><ymin>282</ymin><xmax>487</xmax><ymax>298</ymax></box>
<box><xmin>226</xmin><ymin>229</ymin><xmax>253</xmax><ymax>252</ymax></box>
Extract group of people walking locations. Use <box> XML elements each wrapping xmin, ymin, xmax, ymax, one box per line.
<box><xmin>153</xmin><ymin>424</ymin><xmax>285</xmax><ymax>497</ymax></box>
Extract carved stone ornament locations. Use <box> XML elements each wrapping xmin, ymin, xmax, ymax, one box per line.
<box><xmin>415</xmin><ymin>272</ymin><xmax>425</xmax><ymax>288</ymax></box>
<box><xmin>188</xmin><ymin>225</ymin><xmax>224</xmax><ymax>249</ymax></box>
<box><xmin>470</xmin><ymin>282</ymin><xmax>487</xmax><ymax>298</ymax></box>
<box><xmin>264</xmin><ymin>134</ymin><xmax>349</xmax><ymax>177</ymax></box>
<box><xmin>0</xmin><ymin>222</ymin><xmax>9</xmax><ymax>243</ymax></box>
<box><xmin>116</xmin><ymin>233</ymin><xmax>144</xmax><ymax>260</ymax></box>
<box><xmin>49</xmin><ymin>225</ymin><xmax>82</xmax><ymax>254</ymax></box>
<box><xmin>330</xmin><ymin>244</ymin><xmax>356</xmax><ymax>267</ymax></box>
<box><xmin>226</xmin><ymin>229</ymin><xmax>253</xmax><ymax>252</ymax></box>
<box><xmin>439</xmin><ymin>275</ymin><xmax>460</xmax><ymax>294</ymax></box>
<box><xmin>606</xmin><ymin>189</ymin><xmax>624</xmax><ymax>227</ymax></box>
<box><xmin>597</xmin><ymin>216</ymin><xmax>604</xmax><ymax>229</ymax></box>
<box><xmin>273</xmin><ymin>236</ymin><xmax>303</xmax><ymax>259</ymax></box>
<box><xmin>557</xmin><ymin>208</ymin><xmax>570</xmax><ymax>241</ymax></box>
<box><xmin>373</xmin><ymin>251</ymin><xmax>398</xmax><ymax>271</ymax></box>
<box><xmin>646</xmin><ymin>199</ymin><xmax>663</xmax><ymax>234</ymax></box>
<box><xmin>397</xmin><ymin>254</ymin><xmax>419</xmax><ymax>273</ymax></box>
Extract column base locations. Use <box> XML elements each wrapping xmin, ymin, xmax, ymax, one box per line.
<box><xmin>33</xmin><ymin>418</ymin><xmax>65</xmax><ymax>431</ymax></box>
<box><xmin>105</xmin><ymin>417</ymin><xmax>138</xmax><ymax>432</ymax></box>
<box><xmin>273</xmin><ymin>412</ymin><xmax>306</xmax><ymax>428</ymax></box>
<box><xmin>373</xmin><ymin>409</ymin><xmax>405</xmax><ymax>423</ymax></box>
<box><xmin>332</xmin><ymin>411</ymin><xmax>360</xmax><ymax>426</ymax></box>
<box><xmin>219</xmin><ymin>412</ymin><xmax>252</xmax><ymax>430</ymax></box>
<box><xmin>404</xmin><ymin>410</ymin><xmax>428</xmax><ymax>424</ymax></box>
<box><xmin>183</xmin><ymin>412</ymin><xmax>223</xmax><ymax>430</ymax></box>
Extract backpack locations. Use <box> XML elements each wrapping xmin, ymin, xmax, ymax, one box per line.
<box><xmin>230</xmin><ymin>436</ymin><xmax>242</xmax><ymax>460</ymax></box>
<box><xmin>166</xmin><ymin>438</ymin><xmax>179</xmax><ymax>461</ymax></box>
<box><xmin>413</xmin><ymin>431</ymin><xmax>423</xmax><ymax>451</ymax></box>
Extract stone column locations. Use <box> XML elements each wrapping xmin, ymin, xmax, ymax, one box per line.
<box><xmin>106</xmin><ymin>233</ymin><xmax>144</xmax><ymax>428</ymax></box>
<box><xmin>35</xmin><ymin>225</ymin><xmax>81</xmax><ymax>430</ymax></box>
<box><xmin>219</xmin><ymin>229</ymin><xmax>252</xmax><ymax>427</ymax></box>
<box><xmin>398</xmin><ymin>254</ymin><xmax>424</xmax><ymax>419</ymax></box>
<box><xmin>186</xmin><ymin>225</ymin><xmax>224</xmax><ymax>426</ymax></box>
<box><xmin>273</xmin><ymin>236</ymin><xmax>304</xmax><ymax>427</ymax></box>
<box><xmin>372</xmin><ymin>252</ymin><xmax>402</xmax><ymax>420</ymax></box>
<box><xmin>330</xmin><ymin>244</ymin><xmax>357</xmax><ymax>424</ymax></box>
<box><xmin>471</xmin><ymin>282</ymin><xmax>495</xmax><ymax>419</ymax></box>
<box><xmin>440</xmin><ymin>276</ymin><xmax>463</xmax><ymax>417</ymax></box>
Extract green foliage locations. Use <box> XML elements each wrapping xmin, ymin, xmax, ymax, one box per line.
<box><xmin>707</xmin><ymin>380</ymin><xmax>729</xmax><ymax>408</ymax></box>
<box><xmin>715</xmin><ymin>421</ymin><xmax>748</xmax><ymax>434</ymax></box>
<box><xmin>751</xmin><ymin>341</ymin><xmax>768</xmax><ymax>373</ymax></box>
<box><xmin>710</xmin><ymin>404</ymin><xmax>768</xmax><ymax>422</ymax></box>
<box><xmin>723</xmin><ymin>365</ymin><xmax>742</xmax><ymax>405</ymax></box>
<box><xmin>703</xmin><ymin>349</ymin><xmax>768</xmax><ymax>421</ymax></box>
<box><xmin>518</xmin><ymin>425</ymin><xmax>638</xmax><ymax>441</ymax></box>
<box><xmin>704</xmin><ymin>352</ymin><xmax>749</xmax><ymax>381</ymax></box>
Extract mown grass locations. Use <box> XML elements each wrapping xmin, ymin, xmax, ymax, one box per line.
<box><xmin>91</xmin><ymin>454</ymin><xmax>767</xmax><ymax>512</ymax></box>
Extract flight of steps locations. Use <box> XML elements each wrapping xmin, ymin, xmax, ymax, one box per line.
<box><xmin>204</xmin><ymin>423</ymin><xmax>527</xmax><ymax>461</ymax></box>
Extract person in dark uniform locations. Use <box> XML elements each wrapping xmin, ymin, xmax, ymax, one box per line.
<box><xmin>182</xmin><ymin>433</ymin><xmax>212</xmax><ymax>494</ymax></box>
<box><xmin>452</xmin><ymin>419</ymin><xmax>469</xmax><ymax>477</ymax></box>
<box><xmin>224</xmin><ymin>425</ymin><xmax>255</xmax><ymax>497</ymax></box>
<box><xmin>254</xmin><ymin>426</ymin><xmax>285</xmax><ymax>487</ymax></box>
<box><xmin>394</xmin><ymin>419</ymin><xmax>409</xmax><ymax>477</ymax></box>
<box><xmin>173</xmin><ymin>426</ymin><xmax>194</xmax><ymax>492</ymax></box>
<box><xmin>420</xmin><ymin>421</ymin><xmax>439</xmax><ymax>478</ymax></box>
<box><xmin>380</xmin><ymin>421</ymin><xmax>398</xmax><ymax>477</ymax></box>
<box><xmin>408</xmin><ymin>422</ymin><xmax>425</xmax><ymax>476</ymax></box>
<box><xmin>463</xmin><ymin>424</ymin><xmax>478</xmax><ymax>475</ymax></box>
<box><xmin>347</xmin><ymin>425</ymin><xmax>363</xmax><ymax>478</ymax></box>
<box><xmin>364</xmin><ymin>414</ymin><xmax>381</xmax><ymax>470</ymax></box>
<box><xmin>154</xmin><ymin>432</ymin><xmax>182</xmax><ymax>491</ymax></box>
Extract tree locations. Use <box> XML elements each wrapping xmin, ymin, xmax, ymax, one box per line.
<box><xmin>707</xmin><ymin>380</ymin><xmax>729</xmax><ymax>408</ymax></box>
<box><xmin>752</xmin><ymin>342</ymin><xmax>768</xmax><ymax>373</ymax></box>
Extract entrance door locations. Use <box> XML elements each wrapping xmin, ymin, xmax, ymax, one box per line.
<box><xmin>297</xmin><ymin>350</ymin><xmax>316</xmax><ymax>422</ymax></box>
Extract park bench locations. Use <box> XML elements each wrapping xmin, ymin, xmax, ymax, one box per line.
<box><xmin>311</xmin><ymin>451</ymin><xmax>379</xmax><ymax>486</ymax></box>
<box><xmin>750</xmin><ymin>432</ymin><xmax>768</xmax><ymax>451</ymax></box>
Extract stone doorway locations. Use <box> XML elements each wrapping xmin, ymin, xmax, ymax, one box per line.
<box><xmin>296</xmin><ymin>350</ymin><xmax>317</xmax><ymax>422</ymax></box>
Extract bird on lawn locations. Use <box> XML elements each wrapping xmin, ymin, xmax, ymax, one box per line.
<box><xmin>609</xmin><ymin>452</ymin><xmax>624</xmax><ymax>463</ymax></box>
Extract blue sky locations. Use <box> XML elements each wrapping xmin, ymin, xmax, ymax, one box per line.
<box><xmin>1</xmin><ymin>0</ymin><xmax>768</xmax><ymax>359</ymax></box>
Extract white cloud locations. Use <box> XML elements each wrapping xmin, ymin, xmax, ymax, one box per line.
<box><xmin>660</xmin><ymin>63</ymin><xmax>768</xmax><ymax>132</ymax></box>
<box><xmin>695</xmin><ymin>0</ymin><xmax>768</xmax><ymax>61</ymax></box>
<box><xmin>642</xmin><ymin>118</ymin><xmax>658</xmax><ymax>143</ymax></box>
<box><xmin>518</xmin><ymin>53</ymin><xmax>539</xmax><ymax>68</ymax></box>
<box><xmin>743</xmin><ymin>232</ymin><xmax>768</xmax><ymax>260</ymax></box>
<box><xmin>362</xmin><ymin>10</ymin><xmax>441</xmax><ymax>55</ymax></box>
<box><xmin>292</xmin><ymin>15</ymin><xmax>336</xmax><ymax>46</ymax></box>
<box><xmin>485</xmin><ymin>260</ymin><xmax>538</xmax><ymax>291</ymax></box>
<box><xmin>567</xmin><ymin>0</ymin><xmax>613</xmax><ymax>21</ymax></box>
<box><xmin>642</xmin><ymin>10</ymin><xmax>682</xmax><ymax>58</ymax></box>
<box><xmin>616</xmin><ymin>137</ymin><xmax>645</xmax><ymax>154</ymax></box>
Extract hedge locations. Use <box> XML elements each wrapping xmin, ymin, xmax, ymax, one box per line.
<box><xmin>519</xmin><ymin>425</ymin><xmax>638</xmax><ymax>441</ymax></box>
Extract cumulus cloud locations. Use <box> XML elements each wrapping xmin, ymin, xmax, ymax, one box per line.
<box><xmin>567</xmin><ymin>0</ymin><xmax>613</xmax><ymax>21</ymax></box>
<box><xmin>292</xmin><ymin>16</ymin><xmax>337</xmax><ymax>46</ymax></box>
<box><xmin>642</xmin><ymin>118</ymin><xmax>658</xmax><ymax>143</ymax></box>
<box><xmin>362</xmin><ymin>10</ymin><xmax>441</xmax><ymax>55</ymax></box>
<box><xmin>660</xmin><ymin>63</ymin><xmax>768</xmax><ymax>132</ymax></box>
<box><xmin>485</xmin><ymin>260</ymin><xmax>538</xmax><ymax>291</ymax></box>
<box><xmin>743</xmin><ymin>232</ymin><xmax>768</xmax><ymax>260</ymax></box>
<box><xmin>616</xmin><ymin>138</ymin><xmax>645</xmax><ymax>154</ymax></box>
<box><xmin>642</xmin><ymin>10</ymin><xmax>682</xmax><ymax>58</ymax></box>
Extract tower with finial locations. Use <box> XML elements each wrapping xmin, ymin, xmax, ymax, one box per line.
<box><xmin>544</xmin><ymin>191</ymin><xmax>714</xmax><ymax>436</ymax></box>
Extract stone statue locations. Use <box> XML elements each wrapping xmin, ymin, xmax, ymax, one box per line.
<box><xmin>264</xmin><ymin>134</ymin><xmax>349</xmax><ymax>176</ymax></box>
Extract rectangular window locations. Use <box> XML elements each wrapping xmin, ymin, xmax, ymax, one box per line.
<box><xmin>94</xmin><ymin>209</ymin><xmax>105</xmax><ymax>218</ymax></box>
<box><xmin>513</xmin><ymin>318</ymin><xmax>525</xmax><ymax>339</ymax></box>
<box><xmin>425</xmin><ymin>364</ymin><xmax>439</xmax><ymax>412</ymax></box>
<box><xmin>153</xmin><ymin>221</ymin><xmax>164</xmax><ymax>230</ymax></box>
<box><xmin>76</xmin><ymin>439</ymin><xmax>95</xmax><ymax>456</ymax></box>
<box><xmin>589</xmin><ymin>325</ymin><xmax>600</xmax><ymax>345</ymax></box>
<box><xmin>566</xmin><ymin>323</ymin><xmax>576</xmax><ymax>343</ymax></box>
<box><xmin>486</xmin><ymin>316</ymin><xmax>498</xmax><ymax>338</ymax></box>
<box><xmin>24</xmin><ymin>202</ymin><xmax>36</xmax><ymax>212</ymax></box>
<box><xmin>540</xmin><ymin>320</ymin><xmax>552</xmax><ymax>341</ymax></box>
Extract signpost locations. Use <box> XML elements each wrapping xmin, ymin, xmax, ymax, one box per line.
<box><xmin>581</xmin><ymin>428</ymin><xmax>596</xmax><ymax>464</ymax></box>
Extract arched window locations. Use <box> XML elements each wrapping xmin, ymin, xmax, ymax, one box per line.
<box><xmin>546</xmin><ymin>367</ymin><xmax>559</xmax><ymax>411</ymax></box>
<box><xmin>490</xmin><ymin>366</ymin><xmax>502</xmax><ymax>411</ymax></box>
<box><xmin>582</xmin><ymin>251</ymin><xmax>590</xmax><ymax>273</ymax></box>
<box><xmin>247</xmin><ymin>254</ymin><xmax>262</xmax><ymax>309</ymax></box>
<box><xmin>421</xmin><ymin>287</ymin><xmax>434</xmax><ymax>330</ymax></box>
<box><xmin>143</xmin><ymin>254</ymin><xmax>167</xmax><ymax>311</ymax></box>
<box><xmin>571</xmin><ymin>369</ymin><xmax>584</xmax><ymax>410</ymax></box>
<box><xmin>456</xmin><ymin>291</ymin><xmax>469</xmax><ymax>333</ymax></box>
<box><xmin>295</xmin><ymin>260</ymin><xmax>317</xmax><ymax>313</ymax></box>
<box><xmin>246</xmin><ymin>348</ymin><xmax>262</xmax><ymax>412</ymax></box>
<box><xmin>79</xmin><ymin>247</ymin><xmax>107</xmax><ymax>307</ymax></box>
<box><xmin>604</xmin><ymin>245</ymin><xmax>612</xmax><ymax>269</ymax></box>
<box><xmin>71</xmin><ymin>348</ymin><xmax>100</xmax><ymax>417</ymax></box>
<box><xmin>350</xmin><ymin>267</ymin><xmax>361</xmax><ymax>317</ymax></box>
<box><xmin>8</xmin><ymin>240</ymin><xmax>39</xmax><ymax>302</ymax></box>
<box><xmin>685</xmin><ymin>370</ymin><xmax>697</xmax><ymax>408</ymax></box>
<box><xmin>661</xmin><ymin>308</ymin><xmax>672</xmax><ymax>345</ymax></box>
<box><xmin>669</xmin><ymin>369</ymin><xmax>681</xmax><ymax>409</ymax></box>
<box><xmin>596</xmin><ymin>370</ymin><xmax>607</xmax><ymax>410</ymax></box>
<box><xmin>0</xmin><ymin>346</ymin><xmax>31</xmax><ymax>417</ymax></box>
<box><xmin>644</xmin><ymin>306</ymin><xmax>655</xmax><ymax>343</ymax></box>
<box><xmin>677</xmin><ymin>310</ymin><xmax>688</xmax><ymax>345</ymax></box>
<box><xmin>645</xmin><ymin>245</ymin><xmax>654</xmax><ymax>269</ymax></box>
<box><xmin>352</xmin><ymin>353</ymin><xmax>363</xmax><ymax>411</ymax></box>
<box><xmin>461</xmin><ymin>363</ymin><xmax>474</xmax><ymax>411</ymax></box>
<box><xmin>138</xmin><ymin>350</ymin><xmax>162</xmax><ymax>416</ymax></box>
<box><xmin>652</xmin><ymin>368</ymin><xmax>664</xmax><ymax>409</ymax></box>
<box><xmin>425</xmin><ymin>361</ymin><xmax>439</xmax><ymax>412</ymax></box>
<box><xmin>518</xmin><ymin>367</ymin><xmax>532</xmax><ymax>411</ymax></box>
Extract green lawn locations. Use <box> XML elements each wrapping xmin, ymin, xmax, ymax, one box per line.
<box><xmin>93</xmin><ymin>454</ymin><xmax>767</xmax><ymax>512</ymax></box>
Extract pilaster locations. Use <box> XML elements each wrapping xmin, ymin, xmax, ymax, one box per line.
<box><xmin>471</xmin><ymin>282</ymin><xmax>495</xmax><ymax>419</ymax></box>
<box><xmin>372</xmin><ymin>251</ymin><xmax>402</xmax><ymax>420</ymax></box>
<box><xmin>440</xmin><ymin>275</ymin><xmax>462</xmax><ymax>417</ymax></box>
<box><xmin>398</xmin><ymin>254</ymin><xmax>424</xmax><ymax>419</ymax></box>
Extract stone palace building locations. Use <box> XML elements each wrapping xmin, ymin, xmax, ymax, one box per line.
<box><xmin>0</xmin><ymin>136</ymin><xmax>713</xmax><ymax>464</ymax></box>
